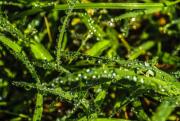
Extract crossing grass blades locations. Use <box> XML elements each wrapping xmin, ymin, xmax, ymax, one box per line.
<box><xmin>0</xmin><ymin>0</ymin><xmax>180</xmax><ymax>121</ymax></box>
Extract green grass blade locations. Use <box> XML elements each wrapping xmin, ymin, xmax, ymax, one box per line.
<box><xmin>152</xmin><ymin>96</ymin><xmax>180</xmax><ymax>121</ymax></box>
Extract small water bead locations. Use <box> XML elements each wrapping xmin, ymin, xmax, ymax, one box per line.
<box><xmin>98</xmin><ymin>33</ymin><xmax>101</xmax><ymax>37</ymax></box>
<box><xmin>133</xmin><ymin>76</ymin><xmax>137</xmax><ymax>82</ymax></box>
<box><xmin>97</xmin><ymin>60</ymin><xmax>101</xmax><ymax>64</ymax></box>
<box><xmin>92</xmin><ymin>75</ymin><xmax>96</xmax><ymax>79</ymax></box>
<box><xmin>144</xmin><ymin>61</ymin><xmax>150</xmax><ymax>67</ymax></box>
<box><xmin>161</xmin><ymin>88</ymin><xmax>165</xmax><ymax>92</ymax></box>
<box><xmin>112</xmin><ymin>72</ymin><xmax>116</xmax><ymax>77</ymax></box>
<box><xmin>126</xmin><ymin>75</ymin><xmax>130</xmax><ymax>79</ymax></box>
<box><xmin>60</xmin><ymin>80</ymin><xmax>64</xmax><ymax>83</ymax></box>
<box><xmin>86</xmin><ymin>69</ymin><xmax>91</xmax><ymax>73</ymax></box>
<box><xmin>104</xmin><ymin>70</ymin><xmax>107</xmax><ymax>74</ymax></box>
<box><xmin>78</xmin><ymin>73</ymin><xmax>82</xmax><ymax>77</ymax></box>
<box><xmin>83</xmin><ymin>75</ymin><xmax>87</xmax><ymax>79</ymax></box>
<box><xmin>75</xmin><ymin>77</ymin><xmax>79</xmax><ymax>81</ymax></box>
<box><xmin>93</xmin><ymin>29</ymin><xmax>97</xmax><ymax>33</ymax></box>
<box><xmin>175</xmin><ymin>101</ymin><xmax>179</xmax><ymax>105</ymax></box>
<box><xmin>140</xmin><ymin>78</ymin><xmax>144</xmax><ymax>84</ymax></box>
<box><xmin>97</xmin><ymin>37</ymin><xmax>100</xmax><ymax>41</ymax></box>
<box><xmin>51</xmin><ymin>83</ymin><xmax>55</xmax><ymax>87</ymax></box>
<box><xmin>146</xmin><ymin>70</ymin><xmax>155</xmax><ymax>77</ymax></box>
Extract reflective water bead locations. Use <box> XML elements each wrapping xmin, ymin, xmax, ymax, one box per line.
<box><xmin>140</xmin><ymin>78</ymin><xmax>144</xmax><ymax>83</ymax></box>
<box><xmin>75</xmin><ymin>77</ymin><xmax>79</xmax><ymax>81</ymax></box>
<box><xmin>161</xmin><ymin>88</ymin><xmax>165</xmax><ymax>92</ymax></box>
<box><xmin>78</xmin><ymin>73</ymin><xmax>82</xmax><ymax>77</ymax></box>
<box><xmin>144</xmin><ymin>61</ymin><xmax>150</xmax><ymax>67</ymax></box>
<box><xmin>133</xmin><ymin>76</ymin><xmax>137</xmax><ymax>82</ymax></box>
<box><xmin>86</xmin><ymin>69</ymin><xmax>91</xmax><ymax>73</ymax></box>
<box><xmin>92</xmin><ymin>75</ymin><xmax>96</xmax><ymax>79</ymax></box>
<box><xmin>126</xmin><ymin>75</ymin><xmax>130</xmax><ymax>79</ymax></box>
<box><xmin>112</xmin><ymin>72</ymin><xmax>116</xmax><ymax>77</ymax></box>
<box><xmin>146</xmin><ymin>70</ymin><xmax>155</xmax><ymax>77</ymax></box>
<box><xmin>83</xmin><ymin>75</ymin><xmax>87</xmax><ymax>79</ymax></box>
<box><xmin>60</xmin><ymin>80</ymin><xmax>64</xmax><ymax>83</ymax></box>
<box><xmin>98</xmin><ymin>60</ymin><xmax>101</xmax><ymax>64</ymax></box>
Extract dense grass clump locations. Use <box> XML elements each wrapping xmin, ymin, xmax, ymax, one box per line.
<box><xmin>0</xmin><ymin>0</ymin><xmax>180</xmax><ymax>121</ymax></box>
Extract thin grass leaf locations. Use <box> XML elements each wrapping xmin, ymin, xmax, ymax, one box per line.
<box><xmin>151</xmin><ymin>96</ymin><xmax>180</xmax><ymax>121</ymax></box>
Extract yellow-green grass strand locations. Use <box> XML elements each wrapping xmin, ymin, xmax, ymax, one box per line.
<box><xmin>53</xmin><ymin>2</ymin><xmax>179</xmax><ymax>10</ymax></box>
<box><xmin>14</xmin><ymin>1</ymin><xmax>180</xmax><ymax>18</ymax></box>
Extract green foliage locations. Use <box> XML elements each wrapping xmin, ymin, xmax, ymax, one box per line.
<box><xmin>0</xmin><ymin>0</ymin><xmax>180</xmax><ymax>121</ymax></box>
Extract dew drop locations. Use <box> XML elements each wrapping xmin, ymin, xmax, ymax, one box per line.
<box><xmin>133</xmin><ymin>76</ymin><xmax>137</xmax><ymax>82</ymax></box>
<box><xmin>78</xmin><ymin>73</ymin><xmax>82</xmax><ymax>77</ymax></box>
<box><xmin>83</xmin><ymin>75</ymin><xmax>87</xmax><ymax>79</ymax></box>
<box><xmin>161</xmin><ymin>88</ymin><xmax>165</xmax><ymax>92</ymax></box>
<box><xmin>144</xmin><ymin>62</ymin><xmax>150</xmax><ymax>67</ymax></box>
<box><xmin>86</xmin><ymin>69</ymin><xmax>91</xmax><ymax>73</ymax></box>
<box><xmin>146</xmin><ymin>70</ymin><xmax>155</xmax><ymax>77</ymax></box>
<box><xmin>60</xmin><ymin>80</ymin><xmax>64</xmax><ymax>83</ymax></box>
<box><xmin>51</xmin><ymin>83</ymin><xmax>55</xmax><ymax>87</ymax></box>
<box><xmin>92</xmin><ymin>75</ymin><xmax>96</xmax><ymax>79</ymax></box>
<box><xmin>140</xmin><ymin>78</ymin><xmax>144</xmax><ymax>83</ymax></box>
<box><xmin>97</xmin><ymin>60</ymin><xmax>101</xmax><ymax>64</ymax></box>
<box><xmin>112</xmin><ymin>72</ymin><xmax>116</xmax><ymax>77</ymax></box>
<box><xmin>126</xmin><ymin>75</ymin><xmax>130</xmax><ymax>79</ymax></box>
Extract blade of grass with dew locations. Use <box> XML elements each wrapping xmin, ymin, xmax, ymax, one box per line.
<box><xmin>55</xmin><ymin>66</ymin><xmax>180</xmax><ymax>96</ymax></box>
<box><xmin>30</xmin><ymin>41</ymin><xmax>53</xmax><ymax>61</ymax></box>
<box><xmin>128</xmin><ymin>41</ymin><xmax>155</xmax><ymax>60</ymax></box>
<box><xmin>86</xmin><ymin>40</ymin><xmax>111</xmax><ymax>56</ymax></box>
<box><xmin>56</xmin><ymin>1</ymin><xmax>76</xmax><ymax>67</ymax></box>
<box><xmin>14</xmin><ymin>0</ymin><xmax>180</xmax><ymax>18</ymax></box>
<box><xmin>12</xmin><ymin>81</ymin><xmax>78</xmax><ymax>101</ymax></box>
<box><xmin>151</xmin><ymin>96</ymin><xmax>180</xmax><ymax>121</ymax></box>
<box><xmin>0</xmin><ymin>35</ymin><xmax>43</xmax><ymax>121</ymax></box>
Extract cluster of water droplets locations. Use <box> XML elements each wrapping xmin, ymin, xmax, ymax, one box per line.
<box><xmin>32</xmin><ymin>1</ymin><xmax>55</xmax><ymax>8</ymax></box>
<box><xmin>80</xmin><ymin>13</ymin><xmax>104</xmax><ymax>41</ymax></box>
<box><xmin>107</xmin><ymin>18</ymin><xmax>115</xmax><ymax>27</ymax></box>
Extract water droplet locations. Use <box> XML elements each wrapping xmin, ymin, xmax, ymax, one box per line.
<box><xmin>130</xmin><ymin>17</ymin><xmax>136</xmax><ymax>22</ymax></box>
<box><xmin>140</xmin><ymin>78</ymin><xmax>144</xmax><ymax>83</ymax></box>
<box><xmin>126</xmin><ymin>75</ymin><xmax>130</xmax><ymax>79</ymax></box>
<box><xmin>175</xmin><ymin>101</ymin><xmax>179</xmax><ymax>105</ymax></box>
<box><xmin>84</xmin><ymin>75</ymin><xmax>87</xmax><ymax>79</ymax></box>
<box><xmin>51</xmin><ymin>83</ymin><xmax>55</xmax><ymax>87</ymax></box>
<box><xmin>161</xmin><ymin>88</ymin><xmax>165</xmax><ymax>92</ymax></box>
<box><xmin>86</xmin><ymin>69</ymin><xmax>90</xmax><ymax>73</ymax></box>
<box><xmin>60</xmin><ymin>80</ymin><xmax>64</xmax><ymax>83</ymax></box>
<box><xmin>146</xmin><ymin>70</ymin><xmax>155</xmax><ymax>77</ymax></box>
<box><xmin>144</xmin><ymin>62</ymin><xmax>150</xmax><ymax>67</ymax></box>
<box><xmin>104</xmin><ymin>70</ymin><xmax>107</xmax><ymax>74</ymax></box>
<box><xmin>78</xmin><ymin>73</ymin><xmax>82</xmax><ymax>77</ymax></box>
<box><xmin>92</xmin><ymin>75</ymin><xmax>96</xmax><ymax>79</ymax></box>
<box><xmin>133</xmin><ymin>76</ymin><xmax>137</xmax><ymax>82</ymax></box>
<box><xmin>112</xmin><ymin>72</ymin><xmax>116</xmax><ymax>77</ymax></box>
<box><xmin>98</xmin><ymin>60</ymin><xmax>101</xmax><ymax>64</ymax></box>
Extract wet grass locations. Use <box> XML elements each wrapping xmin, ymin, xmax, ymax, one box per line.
<box><xmin>0</xmin><ymin>0</ymin><xmax>180</xmax><ymax>121</ymax></box>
